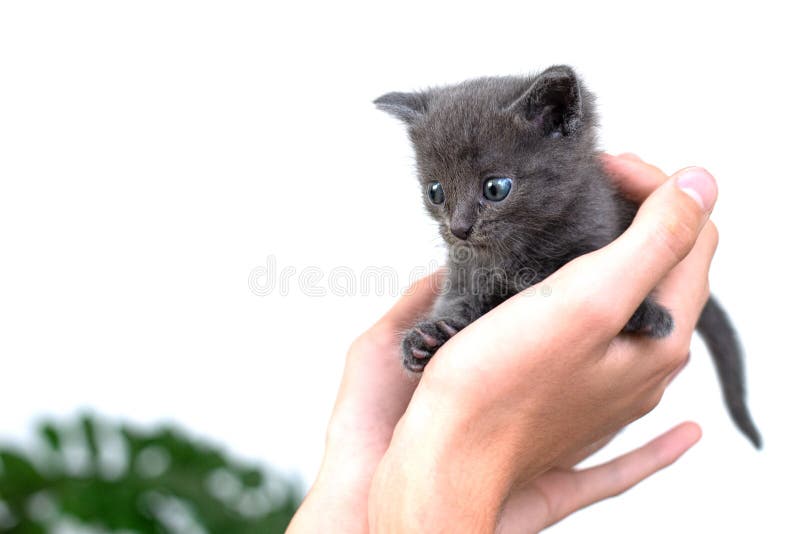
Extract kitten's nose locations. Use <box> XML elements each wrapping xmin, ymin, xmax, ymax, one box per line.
<box><xmin>450</xmin><ymin>222</ymin><xmax>473</xmax><ymax>240</ymax></box>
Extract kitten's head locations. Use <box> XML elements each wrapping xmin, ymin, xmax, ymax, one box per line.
<box><xmin>375</xmin><ymin>65</ymin><xmax>601</xmax><ymax>257</ymax></box>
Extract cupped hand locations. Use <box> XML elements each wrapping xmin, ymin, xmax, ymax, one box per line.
<box><xmin>289</xmin><ymin>155</ymin><xmax>719</xmax><ymax>534</ymax></box>
<box><xmin>369</xmin><ymin>156</ymin><xmax>719</xmax><ymax>532</ymax></box>
<box><xmin>286</xmin><ymin>271</ymin><xmax>443</xmax><ymax>533</ymax></box>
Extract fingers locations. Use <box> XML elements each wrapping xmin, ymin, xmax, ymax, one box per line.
<box><xmin>495</xmin><ymin>423</ymin><xmax>701</xmax><ymax>533</ymax></box>
<box><xmin>610</xmin><ymin>220</ymin><xmax>718</xmax><ymax>376</ymax></box>
<box><xmin>556</xmin><ymin>422</ymin><xmax>702</xmax><ymax>522</ymax></box>
<box><xmin>654</xmin><ymin>221</ymin><xmax>718</xmax><ymax>341</ymax></box>
<box><xmin>558</xmin><ymin>167</ymin><xmax>718</xmax><ymax>333</ymax></box>
<box><xmin>331</xmin><ymin>271</ymin><xmax>445</xmax><ymax>448</ymax></box>
<box><xmin>600</xmin><ymin>153</ymin><xmax>669</xmax><ymax>203</ymax></box>
<box><xmin>344</xmin><ymin>269</ymin><xmax>443</xmax><ymax>384</ymax></box>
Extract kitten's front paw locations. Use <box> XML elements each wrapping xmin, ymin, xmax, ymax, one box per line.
<box><xmin>401</xmin><ymin>319</ymin><xmax>462</xmax><ymax>372</ymax></box>
<box><xmin>623</xmin><ymin>299</ymin><xmax>674</xmax><ymax>338</ymax></box>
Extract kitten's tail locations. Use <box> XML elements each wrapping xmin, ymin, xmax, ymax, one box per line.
<box><xmin>696</xmin><ymin>295</ymin><xmax>762</xmax><ymax>449</ymax></box>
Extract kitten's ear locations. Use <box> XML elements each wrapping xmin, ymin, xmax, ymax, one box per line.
<box><xmin>374</xmin><ymin>91</ymin><xmax>428</xmax><ymax>124</ymax></box>
<box><xmin>510</xmin><ymin>65</ymin><xmax>583</xmax><ymax>137</ymax></box>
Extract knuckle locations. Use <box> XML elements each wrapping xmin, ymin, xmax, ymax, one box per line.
<box><xmin>706</xmin><ymin>221</ymin><xmax>720</xmax><ymax>252</ymax></box>
<box><xmin>670</xmin><ymin>351</ymin><xmax>691</xmax><ymax>374</ymax></box>
<box><xmin>652</xmin><ymin>207</ymin><xmax>699</xmax><ymax>263</ymax></box>
<box><xmin>647</xmin><ymin>392</ymin><xmax>663</xmax><ymax>412</ymax></box>
<box><xmin>347</xmin><ymin>330</ymin><xmax>383</xmax><ymax>361</ymax></box>
<box><xmin>347</xmin><ymin>332</ymin><xmax>369</xmax><ymax>356</ymax></box>
<box><xmin>638</xmin><ymin>390</ymin><xmax>664</xmax><ymax>417</ymax></box>
<box><xmin>659</xmin><ymin>336</ymin><xmax>691</xmax><ymax>370</ymax></box>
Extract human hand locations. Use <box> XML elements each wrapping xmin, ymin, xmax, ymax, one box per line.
<box><xmin>368</xmin><ymin>156</ymin><xmax>719</xmax><ymax>532</ymax></box>
<box><xmin>286</xmin><ymin>271</ymin><xmax>442</xmax><ymax>533</ymax></box>
<box><xmin>289</xmin><ymin>155</ymin><xmax>718</xmax><ymax>533</ymax></box>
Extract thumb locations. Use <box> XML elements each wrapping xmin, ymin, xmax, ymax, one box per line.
<box><xmin>555</xmin><ymin>166</ymin><xmax>718</xmax><ymax>332</ymax></box>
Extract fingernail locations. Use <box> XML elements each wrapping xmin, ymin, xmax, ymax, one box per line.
<box><xmin>676</xmin><ymin>167</ymin><xmax>717</xmax><ymax>211</ymax></box>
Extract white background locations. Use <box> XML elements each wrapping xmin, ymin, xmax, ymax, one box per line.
<box><xmin>1</xmin><ymin>1</ymin><xmax>798</xmax><ymax>532</ymax></box>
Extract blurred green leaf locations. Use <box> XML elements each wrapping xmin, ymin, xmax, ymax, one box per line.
<box><xmin>0</xmin><ymin>415</ymin><xmax>301</xmax><ymax>533</ymax></box>
<box><xmin>38</xmin><ymin>425</ymin><xmax>60</xmax><ymax>453</ymax></box>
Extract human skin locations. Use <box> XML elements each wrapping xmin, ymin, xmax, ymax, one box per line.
<box><xmin>287</xmin><ymin>155</ymin><xmax>717</xmax><ymax>533</ymax></box>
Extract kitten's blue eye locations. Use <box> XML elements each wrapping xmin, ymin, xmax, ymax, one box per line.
<box><xmin>483</xmin><ymin>177</ymin><xmax>512</xmax><ymax>201</ymax></box>
<box><xmin>428</xmin><ymin>182</ymin><xmax>444</xmax><ymax>205</ymax></box>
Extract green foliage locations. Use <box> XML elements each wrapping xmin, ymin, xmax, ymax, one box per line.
<box><xmin>0</xmin><ymin>415</ymin><xmax>301</xmax><ymax>533</ymax></box>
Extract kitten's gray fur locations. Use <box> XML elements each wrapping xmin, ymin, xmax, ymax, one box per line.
<box><xmin>375</xmin><ymin>65</ymin><xmax>761</xmax><ymax>448</ymax></box>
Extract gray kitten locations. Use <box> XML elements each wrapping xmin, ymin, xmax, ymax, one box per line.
<box><xmin>375</xmin><ymin>65</ymin><xmax>761</xmax><ymax>448</ymax></box>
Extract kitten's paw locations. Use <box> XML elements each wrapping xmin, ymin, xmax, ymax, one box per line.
<box><xmin>623</xmin><ymin>299</ymin><xmax>674</xmax><ymax>338</ymax></box>
<box><xmin>401</xmin><ymin>319</ymin><xmax>462</xmax><ymax>372</ymax></box>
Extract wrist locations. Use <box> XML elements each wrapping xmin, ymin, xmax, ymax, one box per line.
<box><xmin>289</xmin><ymin>474</ymin><xmax>371</xmax><ymax>534</ymax></box>
<box><xmin>368</xmin><ymin>384</ymin><xmax>520</xmax><ymax>532</ymax></box>
<box><xmin>289</xmin><ymin>436</ymin><xmax>382</xmax><ymax>534</ymax></box>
